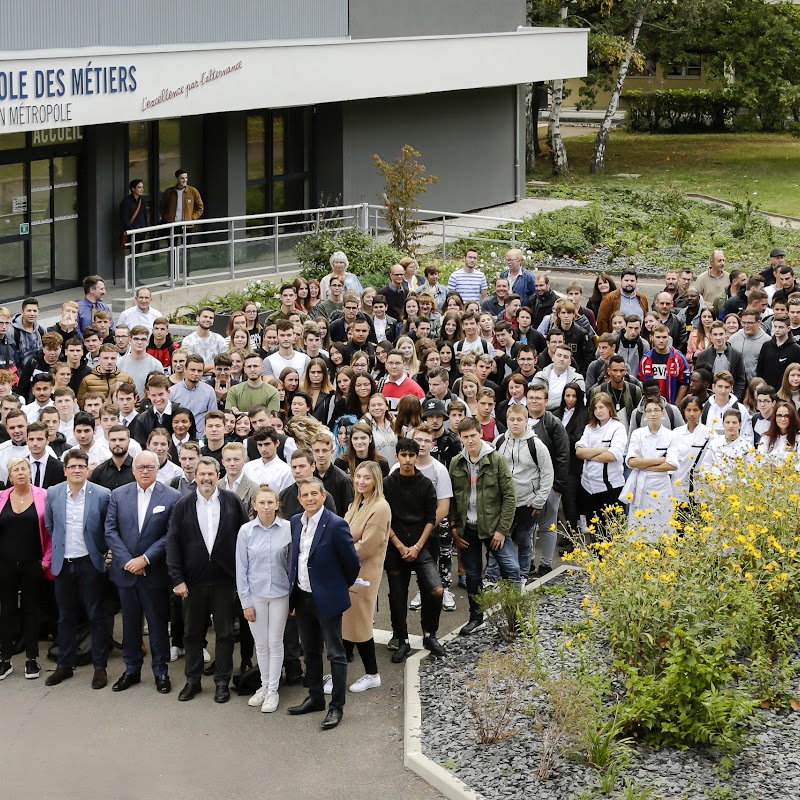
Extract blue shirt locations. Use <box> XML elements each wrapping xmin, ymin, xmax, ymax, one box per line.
<box><xmin>168</xmin><ymin>380</ymin><xmax>218</xmax><ymax>436</ymax></box>
<box><xmin>77</xmin><ymin>298</ymin><xmax>114</xmax><ymax>334</ymax></box>
<box><xmin>235</xmin><ymin>516</ymin><xmax>292</xmax><ymax>606</ymax></box>
<box><xmin>619</xmin><ymin>292</ymin><xmax>643</xmax><ymax>320</ymax></box>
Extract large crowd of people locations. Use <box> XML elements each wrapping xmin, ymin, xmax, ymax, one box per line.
<box><xmin>0</xmin><ymin>243</ymin><xmax>794</xmax><ymax>728</ymax></box>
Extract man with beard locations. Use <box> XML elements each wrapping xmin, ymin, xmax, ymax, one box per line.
<box><xmin>91</xmin><ymin>425</ymin><xmax>136</xmax><ymax>491</ymax></box>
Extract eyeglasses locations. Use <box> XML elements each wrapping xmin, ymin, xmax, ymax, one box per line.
<box><xmin>131</xmin><ymin>337</ymin><xmax>148</xmax><ymax>342</ymax></box>
<box><xmin>134</xmin><ymin>465</ymin><xmax>157</xmax><ymax>472</ymax></box>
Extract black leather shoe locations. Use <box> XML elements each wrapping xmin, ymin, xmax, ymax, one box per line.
<box><xmin>155</xmin><ymin>675</ymin><xmax>171</xmax><ymax>694</ymax></box>
<box><xmin>391</xmin><ymin>642</ymin><xmax>412</xmax><ymax>663</ymax></box>
<box><xmin>422</xmin><ymin>635</ymin><xmax>446</xmax><ymax>658</ymax></box>
<box><xmin>203</xmin><ymin>660</ymin><xmax>216</xmax><ymax>677</ymax></box>
<box><xmin>214</xmin><ymin>683</ymin><xmax>230</xmax><ymax>704</ymax></box>
<box><xmin>112</xmin><ymin>672</ymin><xmax>141</xmax><ymax>692</ymax></box>
<box><xmin>178</xmin><ymin>681</ymin><xmax>202</xmax><ymax>701</ymax></box>
<box><xmin>321</xmin><ymin>708</ymin><xmax>343</xmax><ymax>730</ymax></box>
<box><xmin>287</xmin><ymin>695</ymin><xmax>326</xmax><ymax>715</ymax></box>
<box><xmin>45</xmin><ymin>666</ymin><xmax>74</xmax><ymax>686</ymax></box>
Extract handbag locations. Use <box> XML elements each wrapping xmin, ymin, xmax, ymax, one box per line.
<box><xmin>119</xmin><ymin>197</ymin><xmax>142</xmax><ymax>249</ymax></box>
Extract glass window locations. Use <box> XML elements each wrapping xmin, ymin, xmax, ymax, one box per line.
<box><xmin>158</xmin><ymin>119</ymin><xmax>181</xmax><ymax>193</ymax></box>
<box><xmin>0</xmin><ymin>132</ymin><xmax>26</xmax><ymax>151</ymax></box>
<box><xmin>272</xmin><ymin>112</ymin><xmax>285</xmax><ymax>176</ymax></box>
<box><xmin>128</xmin><ymin>122</ymin><xmax>151</xmax><ymax>192</ymax></box>
<box><xmin>247</xmin><ymin>114</ymin><xmax>265</xmax><ymax>182</ymax></box>
<box><xmin>0</xmin><ymin>162</ymin><xmax>26</xmax><ymax>239</ymax></box>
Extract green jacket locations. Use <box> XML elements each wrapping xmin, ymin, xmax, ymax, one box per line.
<box><xmin>449</xmin><ymin>446</ymin><xmax>517</xmax><ymax>538</ymax></box>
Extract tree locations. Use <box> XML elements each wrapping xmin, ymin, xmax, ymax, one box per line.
<box><xmin>548</xmin><ymin>1</ymin><xmax>571</xmax><ymax>175</ymax></box>
<box><xmin>372</xmin><ymin>145</ymin><xmax>438</xmax><ymax>255</ymax></box>
<box><xmin>590</xmin><ymin>0</ymin><xmax>651</xmax><ymax>173</ymax></box>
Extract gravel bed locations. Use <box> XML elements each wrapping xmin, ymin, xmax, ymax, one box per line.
<box><xmin>530</xmin><ymin>246</ymin><xmax>697</xmax><ymax>278</ymax></box>
<box><xmin>418</xmin><ymin>573</ymin><xmax>800</xmax><ymax>800</ymax></box>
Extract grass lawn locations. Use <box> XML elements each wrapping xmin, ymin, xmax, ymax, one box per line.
<box><xmin>530</xmin><ymin>132</ymin><xmax>800</xmax><ymax>218</ymax></box>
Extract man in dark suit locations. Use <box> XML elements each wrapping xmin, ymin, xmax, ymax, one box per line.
<box><xmin>105</xmin><ymin>450</ymin><xmax>180</xmax><ymax>693</ymax></box>
<box><xmin>287</xmin><ymin>478</ymin><xmax>360</xmax><ymax>730</ymax></box>
<box><xmin>130</xmin><ymin>374</ymin><xmax>190</xmax><ymax>447</ymax></box>
<box><xmin>44</xmin><ymin>449</ymin><xmax>112</xmax><ymax>689</ymax></box>
<box><xmin>167</xmin><ymin>457</ymin><xmax>249</xmax><ymax>704</ymax></box>
<box><xmin>26</xmin><ymin>422</ymin><xmax>65</xmax><ymax>489</ymax></box>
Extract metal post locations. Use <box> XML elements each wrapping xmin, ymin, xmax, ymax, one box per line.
<box><xmin>229</xmin><ymin>219</ymin><xmax>235</xmax><ymax>279</ymax></box>
<box><xmin>273</xmin><ymin>216</ymin><xmax>279</xmax><ymax>275</ymax></box>
<box><xmin>442</xmin><ymin>216</ymin><xmax>447</xmax><ymax>261</ymax></box>
<box><xmin>182</xmin><ymin>225</ymin><xmax>188</xmax><ymax>287</ymax></box>
<box><xmin>511</xmin><ymin>222</ymin><xmax>517</xmax><ymax>246</ymax></box>
<box><xmin>169</xmin><ymin>227</ymin><xmax>175</xmax><ymax>288</ymax></box>
<box><xmin>361</xmin><ymin>202</ymin><xmax>369</xmax><ymax>233</ymax></box>
<box><xmin>128</xmin><ymin>232</ymin><xmax>136</xmax><ymax>292</ymax></box>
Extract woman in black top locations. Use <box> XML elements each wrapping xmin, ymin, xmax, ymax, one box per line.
<box><xmin>0</xmin><ymin>457</ymin><xmax>52</xmax><ymax>680</ymax></box>
<box><xmin>554</xmin><ymin>382</ymin><xmax>588</xmax><ymax>546</ymax></box>
<box><xmin>334</xmin><ymin>421</ymin><xmax>390</xmax><ymax>478</ymax></box>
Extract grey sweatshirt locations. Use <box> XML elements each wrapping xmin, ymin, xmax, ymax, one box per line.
<box><xmin>493</xmin><ymin>428</ymin><xmax>554</xmax><ymax>509</ymax></box>
<box><xmin>728</xmin><ymin>329</ymin><xmax>770</xmax><ymax>382</ymax></box>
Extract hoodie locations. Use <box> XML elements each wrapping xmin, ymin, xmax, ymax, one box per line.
<box><xmin>493</xmin><ymin>428</ymin><xmax>554</xmax><ymax>509</ymax></box>
<box><xmin>12</xmin><ymin>315</ymin><xmax>45</xmax><ymax>366</ymax></box>
<box><xmin>147</xmin><ymin>333</ymin><xmax>177</xmax><ymax>372</ymax></box>
<box><xmin>0</xmin><ymin>333</ymin><xmax>19</xmax><ymax>379</ymax></box>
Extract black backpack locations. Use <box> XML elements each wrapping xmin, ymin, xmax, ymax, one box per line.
<box><xmin>494</xmin><ymin>433</ymin><xmax>538</xmax><ymax>468</ymax></box>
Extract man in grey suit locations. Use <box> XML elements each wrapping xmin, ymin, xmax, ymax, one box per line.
<box><xmin>44</xmin><ymin>449</ymin><xmax>111</xmax><ymax>689</ymax></box>
<box><xmin>105</xmin><ymin>450</ymin><xmax>180</xmax><ymax>694</ymax></box>
<box><xmin>220</xmin><ymin>442</ymin><xmax>257</xmax><ymax>518</ymax></box>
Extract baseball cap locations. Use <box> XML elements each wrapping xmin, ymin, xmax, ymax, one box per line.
<box><xmin>422</xmin><ymin>399</ymin><xmax>446</xmax><ymax>418</ymax></box>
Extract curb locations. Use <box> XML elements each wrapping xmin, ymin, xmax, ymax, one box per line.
<box><xmin>403</xmin><ymin>564</ymin><xmax>577</xmax><ymax>800</ymax></box>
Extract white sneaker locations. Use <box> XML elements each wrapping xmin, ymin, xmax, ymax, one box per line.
<box><xmin>248</xmin><ymin>686</ymin><xmax>268</xmax><ymax>707</ymax></box>
<box><xmin>323</xmin><ymin>674</ymin><xmax>333</xmax><ymax>695</ymax></box>
<box><xmin>349</xmin><ymin>674</ymin><xmax>381</xmax><ymax>693</ymax></box>
<box><xmin>202</xmin><ymin>648</ymin><xmax>211</xmax><ymax>664</ymax></box>
<box><xmin>442</xmin><ymin>589</ymin><xmax>456</xmax><ymax>611</ymax></box>
<box><xmin>169</xmin><ymin>646</ymin><xmax>184</xmax><ymax>662</ymax></box>
<box><xmin>261</xmin><ymin>690</ymin><xmax>279</xmax><ymax>713</ymax></box>
<box><xmin>409</xmin><ymin>592</ymin><xmax>422</xmax><ymax>610</ymax></box>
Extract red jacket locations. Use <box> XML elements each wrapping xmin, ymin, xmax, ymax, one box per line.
<box><xmin>147</xmin><ymin>333</ymin><xmax>177</xmax><ymax>372</ymax></box>
<box><xmin>0</xmin><ymin>485</ymin><xmax>53</xmax><ymax>579</ymax></box>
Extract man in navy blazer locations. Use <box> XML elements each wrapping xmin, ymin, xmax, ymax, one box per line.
<box><xmin>287</xmin><ymin>477</ymin><xmax>360</xmax><ymax>730</ymax></box>
<box><xmin>105</xmin><ymin>450</ymin><xmax>180</xmax><ymax>694</ymax></box>
<box><xmin>44</xmin><ymin>449</ymin><xmax>111</xmax><ymax>689</ymax></box>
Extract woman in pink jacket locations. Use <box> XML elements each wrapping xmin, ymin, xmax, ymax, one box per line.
<box><xmin>0</xmin><ymin>456</ymin><xmax>53</xmax><ymax>682</ymax></box>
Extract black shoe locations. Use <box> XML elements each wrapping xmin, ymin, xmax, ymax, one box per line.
<box><xmin>422</xmin><ymin>635</ymin><xmax>446</xmax><ymax>658</ymax></box>
<box><xmin>112</xmin><ymin>672</ymin><xmax>141</xmax><ymax>692</ymax></box>
<box><xmin>91</xmin><ymin>668</ymin><xmax>107</xmax><ymax>690</ymax></box>
<box><xmin>25</xmin><ymin>659</ymin><xmax>40</xmax><ymax>680</ymax></box>
<box><xmin>459</xmin><ymin>617</ymin><xmax>486</xmax><ymax>636</ymax></box>
<box><xmin>536</xmin><ymin>563</ymin><xmax>553</xmax><ymax>578</ymax></box>
<box><xmin>45</xmin><ymin>666</ymin><xmax>74</xmax><ymax>686</ymax></box>
<box><xmin>239</xmin><ymin>659</ymin><xmax>253</xmax><ymax>675</ymax></box>
<box><xmin>287</xmin><ymin>695</ymin><xmax>326</xmax><ymax>715</ymax></box>
<box><xmin>283</xmin><ymin>669</ymin><xmax>304</xmax><ymax>686</ymax></box>
<box><xmin>391</xmin><ymin>641</ymin><xmax>412</xmax><ymax>663</ymax></box>
<box><xmin>0</xmin><ymin>661</ymin><xmax>11</xmax><ymax>680</ymax></box>
<box><xmin>203</xmin><ymin>660</ymin><xmax>216</xmax><ymax>677</ymax></box>
<box><xmin>386</xmin><ymin>638</ymin><xmax>399</xmax><ymax>651</ymax></box>
<box><xmin>214</xmin><ymin>683</ymin><xmax>230</xmax><ymax>704</ymax></box>
<box><xmin>178</xmin><ymin>681</ymin><xmax>202</xmax><ymax>701</ymax></box>
<box><xmin>155</xmin><ymin>675</ymin><xmax>171</xmax><ymax>694</ymax></box>
<box><xmin>321</xmin><ymin>708</ymin><xmax>343</xmax><ymax>730</ymax></box>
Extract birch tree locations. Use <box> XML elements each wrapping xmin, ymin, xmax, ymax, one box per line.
<box><xmin>548</xmin><ymin>1</ymin><xmax>571</xmax><ymax>175</ymax></box>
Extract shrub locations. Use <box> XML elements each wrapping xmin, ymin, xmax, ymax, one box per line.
<box><xmin>625</xmin><ymin>89</ymin><xmax>744</xmax><ymax>133</ymax></box>
<box><xmin>295</xmin><ymin>227</ymin><xmax>403</xmax><ymax>283</ymax></box>
<box><xmin>475</xmin><ymin>580</ymin><xmax>537</xmax><ymax>642</ymax></box>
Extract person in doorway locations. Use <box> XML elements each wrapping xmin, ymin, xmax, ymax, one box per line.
<box><xmin>159</xmin><ymin>169</ymin><xmax>204</xmax><ymax>226</ymax></box>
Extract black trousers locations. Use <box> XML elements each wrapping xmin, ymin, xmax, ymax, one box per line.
<box><xmin>344</xmin><ymin>638</ymin><xmax>378</xmax><ymax>675</ymax></box>
<box><xmin>0</xmin><ymin>559</ymin><xmax>42</xmax><ymax>661</ymax></box>
<box><xmin>385</xmin><ymin>547</ymin><xmax>442</xmax><ymax>640</ymax></box>
<box><xmin>183</xmin><ymin>583</ymin><xmax>236</xmax><ymax>684</ymax></box>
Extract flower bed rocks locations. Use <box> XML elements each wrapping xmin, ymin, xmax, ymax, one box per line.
<box><xmin>418</xmin><ymin>571</ymin><xmax>800</xmax><ymax>800</ymax></box>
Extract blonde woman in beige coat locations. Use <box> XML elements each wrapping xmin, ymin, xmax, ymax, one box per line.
<box><xmin>340</xmin><ymin>461</ymin><xmax>391</xmax><ymax>693</ymax></box>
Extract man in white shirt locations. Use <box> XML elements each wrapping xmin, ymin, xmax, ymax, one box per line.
<box><xmin>454</xmin><ymin>312</ymin><xmax>495</xmax><ymax>360</ymax></box>
<box><xmin>119</xmin><ymin>325</ymin><xmax>165</xmax><ymax>398</ymax></box>
<box><xmin>66</xmin><ymin>412</ymin><xmax>111</xmax><ymax>470</ymax></box>
<box><xmin>533</xmin><ymin>345</ymin><xmax>586</xmax><ymax>411</ymax></box>
<box><xmin>370</xmin><ymin>295</ymin><xmax>395</xmax><ymax>343</ymax></box>
<box><xmin>117</xmin><ymin>288</ymin><xmax>162</xmax><ymax>332</ymax></box>
<box><xmin>701</xmin><ymin>370</ymin><xmax>753</xmax><ymax>443</ymax></box>
<box><xmin>242</xmin><ymin>428</ymin><xmax>293</xmax><ymax>492</ymax></box>
<box><xmin>27</xmin><ymin>422</ymin><xmax>63</xmax><ymax>489</ymax></box>
<box><xmin>447</xmin><ymin>248</ymin><xmax>488</xmax><ymax>302</ymax></box>
<box><xmin>264</xmin><ymin>320</ymin><xmax>310</xmax><ymax>379</ymax></box>
<box><xmin>0</xmin><ymin>410</ymin><xmax>55</xmax><ymax>483</ymax></box>
<box><xmin>23</xmin><ymin>374</ymin><xmax>55</xmax><ymax>423</ymax></box>
<box><xmin>180</xmin><ymin>307</ymin><xmax>226</xmax><ymax>373</ymax></box>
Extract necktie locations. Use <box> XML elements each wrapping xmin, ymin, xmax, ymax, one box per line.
<box><xmin>34</xmin><ymin>460</ymin><xmax>41</xmax><ymax>487</ymax></box>
<box><xmin>123</xmin><ymin>418</ymin><xmax>129</xmax><ymax>428</ymax></box>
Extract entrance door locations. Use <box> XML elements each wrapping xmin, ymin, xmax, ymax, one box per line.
<box><xmin>31</xmin><ymin>156</ymin><xmax>80</xmax><ymax>294</ymax></box>
<box><xmin>0</xmin><ymin>162</ymin><xmax>28</xmax><ymax>299</ymax></box>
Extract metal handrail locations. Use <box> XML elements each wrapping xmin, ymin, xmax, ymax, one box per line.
<box><xmin>124</xmin><ymin>201</ymin><xmax>526</xmax><ymax>292</ymax></box>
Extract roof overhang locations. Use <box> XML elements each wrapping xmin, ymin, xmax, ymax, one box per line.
<box><xmin>0</xmin><ymin>28</ymin><xmax>588</xmax><ymax>133</ymax></box>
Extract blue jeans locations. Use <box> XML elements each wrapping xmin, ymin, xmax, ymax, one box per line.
<box><xmin>54</xmin><ymin>556</ymin><xmax>107</xmax><ymax>669</ymax></box>
<box><xmin>293</xmin><ymin>589</ymin><xmax>348</xmax><ymax>712</ymax></box>
<box><xmin>460</xmin><ymin>525</ymin><xmax>521</xmax><ymax>618</ymax></box>
<box><xmin>486</xmin><ymin>505</ymin><xmax>535</xmax><ymax>581</ymax></box>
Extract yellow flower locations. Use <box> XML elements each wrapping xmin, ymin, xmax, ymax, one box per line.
<box><xmin>744</xmin><ymin>572</ymin><xmax>753</xmax><ymax>581</ymax></box>
<box><xmin>624</xmin><ymin>492</ymin><xmax>634</xmax><ymax>501</ymax></box>
<box><xmin>660</xmin><ymin>598</ymin><xmax>671</xmax><ymax>608</ymax></box>
<box><xmin>565</xmin><ymin>640</ymin><xmax>573</xmax><ymax>648</ymax></box>
<box><xmin>649</xmin><ymin>491</ymin><xmax>660</xmax><ymax>498</ymax></box>
<box><xmin>634</xmin><ymin>509</ymin><xmax>645</xmax><ymax>518</ymax></box>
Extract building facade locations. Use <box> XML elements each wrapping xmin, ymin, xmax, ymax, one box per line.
<box><xmin>0</xmin><ymin>0</ymin><xmax>586</xmax><ymax>299</ymax></box>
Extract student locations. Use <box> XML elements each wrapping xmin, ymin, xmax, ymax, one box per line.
<box><xmin>226</xmin><ymin>352</ymin><xmax>281</xmax><ymax>413</ymax></box>
<box><xmin>700</xmin><ymin>370</ymin><xmax>753</xmax><ymax>443</ymax></box>
<box><xmin>701</xmin><ymin>408</ymin><xmax>753</xmax><ymax>482</ymax></box>
<box><xmin>383</xmin><ymin>438</ymin><xmax>445</xmax><ymax>662</ymax></box>
<box><xmin>475</xmin><ymin>387</ymin><xmax>504</xmax><ymax>442</ymax></box>
<box><xmin>377</xmin><ymin>349</ymin><xmax>425</xmax><ymax>413</ymax></box>
<box><xmin>264</xmin><ymin>319</ymin><xmax>310</xmax><ymax>380</ymax></box>
<box><xmin>670</xmin><ymin>395</ymin><xmax>714</xmax><ymax>505</ymax></box>
<box><xmin>168</xmin><ymin>354</ymin><xmax>218</xmax><ymax>437</ymax></box>
<box><xmin>131</xmin><ymin>374</ymin><xmax>186</xmax><ymax>446</ymax></box>
<box><xmin>242</xmin><ymin>427</ymin><xmax>293</xmax><ymax>492</ymax></box>
<box><xmin>119</xmin><ymin>325</ymin><xmax>165</xmax><ymax>398</ymax></box>
<box><xmin>23</xmin><ymin>374</ymin><xmax>55</xmax><ymax>424</ymax></box>
<box><xmin>66</xmin><ymin>411</ymin><xmax>111</xmax><ymax>469</ymax></box>
<box><xmin>147</xmin><ymin>427</ymin><xmax>183</xmax><ymax>484</ymax></box>
<box><xmin>82</xmin><ymin>326</ymin><xmax>103</xmax><ymax>369</ymax></box>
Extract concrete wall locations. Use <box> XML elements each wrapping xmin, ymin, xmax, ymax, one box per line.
<box><xmin>348</xmin><ymin>0</ymin><xmax>525</xmax><ymax>38</ymax></box>
<box><xmin>0</xmin><ymin>0</ymin><xmax>348</xmax><ymax>50</ymax></box>
<box><xmin>342</xmin><ymin>87</ymin><xmax>519</xmax><ymax>213</ymax></box>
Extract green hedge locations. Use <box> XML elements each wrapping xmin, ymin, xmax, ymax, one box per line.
<box><xmin>625</xmin><ymin>89</ymin><xmax>745</xmax><ymax>133</ymax></box>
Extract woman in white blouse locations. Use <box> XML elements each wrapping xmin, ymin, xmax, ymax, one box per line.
<box><xmin>623</xmin><ymin>399</ymin><xmax>680</xmax><ymax>539</ymax></box>
<box><xmin>235</xmin><ymin>486</ymin><xmax>292</xmax><ymax>714</ymax></box>
<box><xmin>757</xmin><ymin>401</ymin><xmax>800</xmax><ymax>468</ymax></box>
<box><xmin>670</xmin><ymin>395</ymin><xmax>714</xmax><ymax>505</ymax></box>
<box><xmin>575</xmin><ymin>392</ymin><xmax>627</xmax><ymax>537</ymax></box>
<box><xmin>702</xmin><ymin>408</ymin><xmax>753</xmax><ymax>482</ymax></box>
